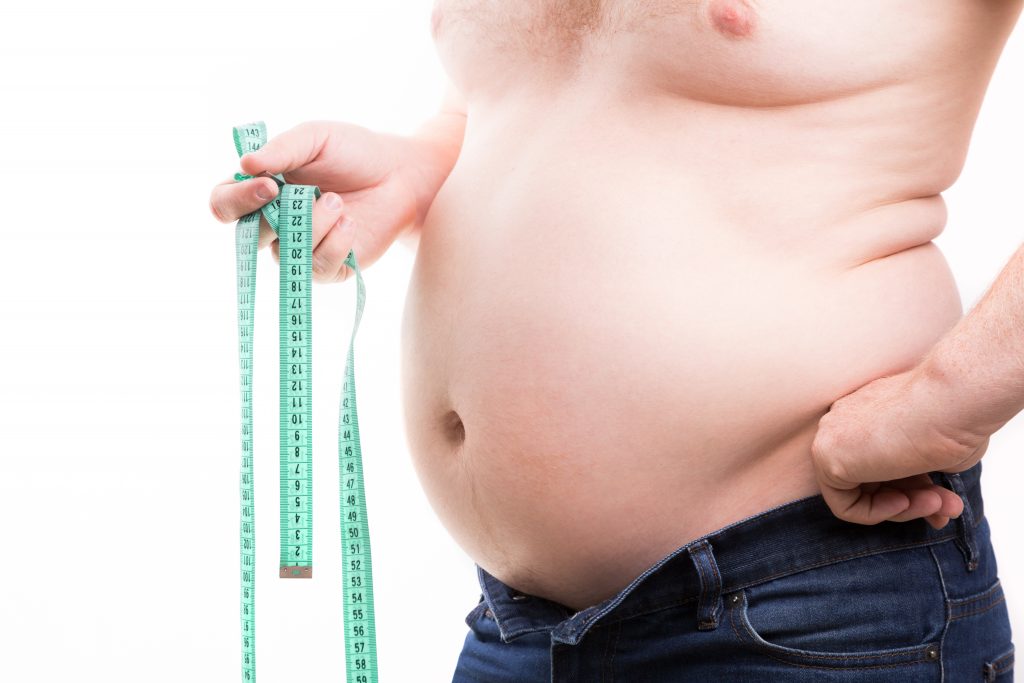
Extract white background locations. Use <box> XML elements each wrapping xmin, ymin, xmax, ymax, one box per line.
<box><xmin>0</xmin><ymin>2</ymin><xmax>1021</xmax><ymax>680</ymax></box>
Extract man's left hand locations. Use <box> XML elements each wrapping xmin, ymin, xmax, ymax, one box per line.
<box><xmin>810</xmin><ymin>364</ymin><xmax>989</xmax><ymax>528</ymax></box>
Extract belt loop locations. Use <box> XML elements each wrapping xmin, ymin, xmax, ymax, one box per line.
<box><xmin>942</xmin><ymin>472</ymin><xmax>979</xmax><ymax>572</ymax></box>
<box><xmin>688</xmin><ymin>540</ymin><xmax>724</xmax><ymax>630</ymax></box>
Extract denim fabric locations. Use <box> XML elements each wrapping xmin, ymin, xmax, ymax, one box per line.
<box><xmin>452</xmin><ymin>463</ymin><xmax>1014</xmax><ymax>682</ymax></box>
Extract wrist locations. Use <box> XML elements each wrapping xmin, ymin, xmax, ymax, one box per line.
<box><xmin>912</xmin><ymin>346</ymin><xmax>969</xmax><ymax>425</ymax></box>
<box><xmin>913</xmin><ymin>342</ymin><xmax>1017</xmax><ymax>440</ymax></box>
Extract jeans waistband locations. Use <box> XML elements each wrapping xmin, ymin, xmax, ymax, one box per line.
<box><xmin>475</xmin><ymin>463</ymin><xmax>985</xmax><ymax>646</ymax></box>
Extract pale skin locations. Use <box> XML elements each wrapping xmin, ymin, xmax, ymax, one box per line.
<box><xmin>211</xmin><ymin>1</ymin><xmax>1024</xmax><ymax>611</ymax></box>
<box><xmin>811</xmin><ymin>243</ymin><xmax>1024</xmax><ymax>527</ymax></box>
<box><xmin>206</xmin><ymin>105</ymin><xmax>465</xmax><ymax>279</ymax></box>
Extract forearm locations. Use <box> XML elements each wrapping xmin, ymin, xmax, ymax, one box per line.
<box><xmin>915</xmin><ymin>242</ymin><xmax>1024</xmax><ymax>438</ymax></box>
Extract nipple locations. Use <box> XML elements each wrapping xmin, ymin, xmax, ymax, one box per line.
<box><xmin>707</xmin><ymin>0</ymin><xmax>757</xmax><ymax>39</ymax></box>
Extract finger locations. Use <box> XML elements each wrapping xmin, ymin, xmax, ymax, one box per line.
<box><xmin>312</xmin><ymin>215</ymin><xmax>358</xmax><ymax>283</ymax></box>
<box><xmin>210</xmin><ymin>177</ymin><xmax>280</xmax><ymax>223</ymax></box>
<box><xmin>240</xmin><ymin>121</ymin><xmax>328</xmax><ymax>178</ymax></box>
<box><xmin>935</xmin><ymin>485</ymin><xmax>965</xmax><ymax>518</ymax></box>
<box><xmin>885</xmin><ymin>486</ymin><xmax>943</xmax><ymax>522</ymax></box>
<box><xmin>877</xmin><ymin>473</ymin><xmax>933</xmax><ymax>491</ymax></box>
<box><xmin>822</xmin><ymin>484</ymin><xmax>910</xmax><ymax>525</ymax></box>
<box><xmin>883</xmin><ymin>475</ymin><xmax>964</xmax><ymax>520</ymax></box>
<box><xmin>828</xmin><ymin>478</ymin><xmax>964</xmax><ymax>526</ymax></box>
<box><xmin>258</xmin><ymin>219</ymin><xmax>278</xmax><ymax>251</ymax></box>
<box><xmin>310</xmin><ymin>193</ymin><xmax>346</xmax><ymax>252</ymax></box>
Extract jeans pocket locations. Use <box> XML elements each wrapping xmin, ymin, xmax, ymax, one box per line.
<box><xmin>983</xmin><ymin>645</ymin><xmax>1014</xmax><ymax>681</ymax></box>
<box><xmin>727</xmin><ymin>544</ymin><xmax>945</xmax><ymax>670</ymax></box>
<box><xmin>934</xmin><ymin>515</ymin><xmax>1015</xmax><ymax>680</ymax></box>
<box><xmin>943</xmin><ymin>577</ymin><xmax>1015</xmax><ymax>681</ymax></box>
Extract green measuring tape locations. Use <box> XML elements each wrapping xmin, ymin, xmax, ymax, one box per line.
<box><xmin>233</xmin><ymin>121</ymin><xmax>378</xmax><ymax>682</ymax></box>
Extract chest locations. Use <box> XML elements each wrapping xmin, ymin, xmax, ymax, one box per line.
<box><xmin>430</xmin><ymin>0</ymin><xmax>983</xmax><ymax>105</ymax></box>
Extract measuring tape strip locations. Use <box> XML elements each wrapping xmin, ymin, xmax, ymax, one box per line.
<box><xmin>233</xmin><ymin>121</ymin><xmax>378</xmax><ymax>682</ymax></box>
<box><xmin>279</xmin><ymin>182</ymin><xmax>316</xmax><ymax>578</ymax></box>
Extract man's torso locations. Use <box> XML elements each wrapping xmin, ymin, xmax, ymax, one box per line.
<box><xmin>400</xmin><ymin>0</ymin><xmax>1023</xmax><ymax>611</ymax></box>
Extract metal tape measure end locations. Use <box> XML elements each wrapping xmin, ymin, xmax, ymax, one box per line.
<box><xmin>279</xmin><ymin>566</ymin><xmax>314</xmax><ymax>579</ymax></box>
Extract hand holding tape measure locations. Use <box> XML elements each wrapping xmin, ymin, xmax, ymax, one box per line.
<box><xmin>227</xmin><ymin>121</ymin><xmax>379</xmax><ymax>683</ymax></box>
<box><xmin>210</xmin><ymin>119</ymin><xmax>423</xmax><ymax>279</ymax></box>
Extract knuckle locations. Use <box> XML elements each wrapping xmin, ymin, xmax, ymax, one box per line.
<box><xmin>810</xmin><ymin>425</ymin><xmax>836</xmax><ymax>463</ymax></box>
<box><xmin>823</xmin><ymin>456</ymin><xmax>850</xmax><ymax>488</ymax></box>
<box><xmin>812</xmin><ymin>439</ymin><xmax>850</xmax><ymax>486</ymax></box>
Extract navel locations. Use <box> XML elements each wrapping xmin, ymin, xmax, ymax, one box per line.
<box><xmin>441</xmin><ymin>409</ymin><xmax>466</xmax><ymax>445</ymax></box>
<box><xmin>706</xmin><ymin>0</ymin><xmax>757</xmax><ymax>39</ymax></box>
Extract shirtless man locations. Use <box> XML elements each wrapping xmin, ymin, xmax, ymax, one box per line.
<box><xmin>210</xmin><ymin>1</ymin><xmax>1023</xmax><ymax>679</ymax></box>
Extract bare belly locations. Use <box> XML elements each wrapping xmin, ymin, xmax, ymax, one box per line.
<box><xmin>400</xmin><ymin>1</ymin><xmax>1019</xmax><ymax>612</ymax></box>
<box><xmin>400</xmin><ymin>99</ymin><xmax>963</xmax><ymax>611</ymax></box>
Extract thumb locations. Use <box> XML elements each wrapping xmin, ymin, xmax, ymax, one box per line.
<box><xmin>240</xmin><ymin>121</ymin><xmax>329</xmax><ymax>177</ymax></box>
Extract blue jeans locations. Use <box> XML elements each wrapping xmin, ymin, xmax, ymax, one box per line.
<box><xmin>452</xmin><ymin>463</ymin><xmax>1014</xmax><ymax>681</ymax></box>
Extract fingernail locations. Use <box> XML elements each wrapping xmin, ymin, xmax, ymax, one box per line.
<box><xmin>323</xmin><ymin>193</ymin><xmax>342</xmax><ymax>210</ymax></box>
<box><xmin>256</xmin><ymin>182</ymin><xmax>275</xmax><ymax>201</ymax></box>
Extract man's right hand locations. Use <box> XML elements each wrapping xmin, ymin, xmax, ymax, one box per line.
<box><xmin>209</xmin><ymin>120</ymin><xmax>427</xmax><ymax>282</ymax></box>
